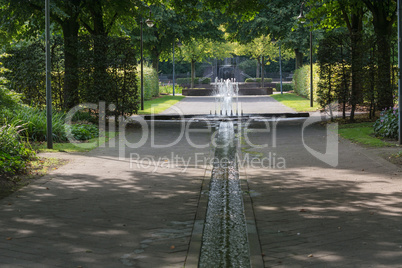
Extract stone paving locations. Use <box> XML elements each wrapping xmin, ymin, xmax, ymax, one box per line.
<box><xmin>1</xmin><ymin>95</ymin><xmax>402</xmax><ymax>267</ymax></box>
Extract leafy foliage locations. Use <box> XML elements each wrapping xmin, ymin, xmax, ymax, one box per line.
<box><xmin>0</xmin><ymin>123</ymin><xmax>36</xmax><ymax>179</ymax></box>
<box><xmin>69</xmin><ymin>124</ymin><xmax>99</xmax><ymax>141</ymax></box>
<box><xmin>374</xmin><ymin>108</ymin><xmax>398</xmax><ymax>139</ymax></box>
<box><xmin>245</xmin><ymin>78</ymin><xmax>272</xmax><ymax>83</ymax></box>
<box><xmin>138</xmin><ymin>65</ymin><xmax>159</xmax><ymax>100</ymax></box>
<box><xmin>293</xmin><ymin>64</ymin><xmax>319</xmax><ymax>99</ymax></box>
<box><xmin>2</xmin><ymin>106</ymin><xmax>67</xmax><ymax>142</ymax></box>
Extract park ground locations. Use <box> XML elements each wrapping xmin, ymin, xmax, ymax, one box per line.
<box><xmin>1</xmin><ymin>94</ymin><xmax>402</xmax><ymax>267</ymax></box>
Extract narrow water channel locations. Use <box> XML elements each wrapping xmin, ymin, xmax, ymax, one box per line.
<box><xmin>199</xmin><ymin>121</ymin><xmax>250</xmax><ymax>267</ymax></box>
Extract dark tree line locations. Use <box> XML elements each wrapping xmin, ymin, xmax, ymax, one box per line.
<box><xmin>2</xmin><ymin>36</ymin><xmax>139</xmax><ymax>118</ymax></box>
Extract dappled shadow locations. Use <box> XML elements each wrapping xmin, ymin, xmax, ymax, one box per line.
<box><xmin>247</xmin><ymin>167</ymin><xmax>402</xmax><ymax>267</ymax></box>
<box><xmin>1</xmin><ymin>118</ymin><xmax>401</xmax><ymax>267</ymax></box>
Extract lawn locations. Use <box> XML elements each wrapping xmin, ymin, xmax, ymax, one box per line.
<box><xmin>270</xmin><ymin>93</ymin><xmax>319</xmax><ymax>112</ymax></box>
<box><xmin>338</xmin><ymin>122</ymin><xmax>395</xmax><ymax>147</ymax></box>
<box><xmin>137</xmin><ymin>95</ymin><xmax>185</xmax><ymax>115</ymax></box>
<box><xmin>32</xmin><ymin>131</ymin><xmax>118</xmax><ymax>153</ymax></box>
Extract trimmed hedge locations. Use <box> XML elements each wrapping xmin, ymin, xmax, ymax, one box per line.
<box><xmin>293</xmin><ymin>64</ymin><xmax>319</xmax><ymax>99</ymax></box>
<box><xmin>245</xmin><ymin>78</ymin><xmax>273</xmax><ymax>83</ymax></box>
<box><xmin>138</xmin><ymin>66</ymin><xmax>159</xmax><ymax>100</ymax></box>
<box><xmin>176</xmin><ymin>77</ymin><xmax>211</xmax><ymax>85</ymax></box>
<box><xmin>275</xmin><ymin>83</ymin><xmax>294</xmax><ymax>92</ymax></box>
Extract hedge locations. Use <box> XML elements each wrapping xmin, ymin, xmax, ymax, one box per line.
<box><xmin>293</xmin><ymin>64</ymin><xmax>319</xmax><ymax>100</ymax></box>
<box><xmin>275</xmin><ymin>83</ymin><xmax>294</xmax><ymax>92</ymax></box>
<box><xmin>245</xmin><ymin>78</ymin><xmax>273</xmax><ymax>83</ymax></box>
<box><xmin>176</xmin><ymin>77</ymin><xmax>211</xmax><ymax>85</ymax></box>
<box><xmin>137</xmin><ymin>66</ymin><xmax>159</xmax><ymax>100</ymax></box>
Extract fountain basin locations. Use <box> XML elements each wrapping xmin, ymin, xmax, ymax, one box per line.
<box><xmin>182</xmin><ymin>87</ymin><xmax>273</xmax><ymax>96</ymax></box>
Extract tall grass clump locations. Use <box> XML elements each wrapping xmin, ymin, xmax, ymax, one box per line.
<box><xmin>2</xmin><ymin>106</ymin><xmax>67</xmax><ymax>142</ymax></box>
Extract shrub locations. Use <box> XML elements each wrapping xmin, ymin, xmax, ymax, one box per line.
<box><xmin>0</xmin><ymin>86</ymin><xmax>21</xmax><ymax>109</ymax></box>
<box><xmin>69</xmin><ymin>124</ymin><xmax>99</xmax><ymax>140</ymax></box>
<box><xmin>293</xmin><ymin>64</ymin><xmax>319</xmax><ymax>99</ymax></box>
<box><xmin>176</xmin><ymin>77</ymin><xmax>211</xmax><ymax>85</ymax></box>
<box><xmin>0</xmin><ymin>123</ymin><xmax>36</xmax><ymax>179</ymax></box>
<box><xmin>138</xmin><ymin>65</ymin><xmax>159</xmax><ymax>100</ymax></box>
<box><xmin>373</xmin><ymin>107</ymin><xmax>398</xmax><ymax>139</ymax></box>
<box><xmin>159</xmin><ymin>84</ymin><xmax>183</xmax><ymax>95</ymax></box>
<box><xmin>275</xmin><ymin>83</ymin><xmax>294</xmax><ymax>92</ymax></box>
<box><xmin>245</xmin><ymin>78</ymin><xmax>273</xmax><ymax>83</ymax></box>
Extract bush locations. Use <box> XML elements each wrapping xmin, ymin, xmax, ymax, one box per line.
<box><xmin>275</xmin><ymin>83</ymin><xmax>294</xmax><ymax>92</ymax></box>
<box><xmin>293</xmin><ymin>64</ymin><xmax>319</xmax><ymax>99</ymax></box>
<box><xmin>138</xmin><ymin>65</ymin><xmax>159</xmax><ymax>100</ymax></box>
<box><xmin>245</xmin><ymin>78</ymin><xmax>273</xmax><ymax>83</ymax></box>
<box><xmin>69</xmin><ymin>124</ymin><xmax>99</xmax><ymax>140</ymax></box>
<box><xmin>176</xmin><ymin>77</ymin><xmax>211</xmax><ymax>85</ymax></box>
<box><xmin>0</xmin><ymin>123</ymin><xmax>36</xmax><ymax>179</ymax></box>
<box><xmin>373</xmin><ymin>107</ymin><xmax>398</xmax><ymax>139</ymax></box>
<box><xmin>159</xmin><ymin>84</ymin><xmax>183</xmax><ymax>95</ymax></box>
<box><xmin>0</xmin><ymin>86</ymin><xmax>21</xmax><ymax>109</ymax></box>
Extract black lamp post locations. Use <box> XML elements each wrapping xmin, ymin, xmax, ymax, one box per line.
<box><xmin>140</xmin><ymin>11</ymin><xmax>154</xmax><ymax>110</ymax></box>
<box><xmin>298</xmin><ymin>3</ymin><xmax>314</xmax><ymax>107</ymax></box>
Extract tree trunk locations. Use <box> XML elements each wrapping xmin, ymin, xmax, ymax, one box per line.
<box><xmin>261</xmin><ymin>56</ymin><xmax>265</xmax><ymax>88</ymax></box>
<box><xmin>90</xmin><ymin>0</ymin><xmax>109</xmax><ymax>102</ymax></box>
<box><xmin>256</xmin><ymin>60</ymin><xmax>260</xmax><ymax>78</ymax></box>
<box><xmin>349</xmin><ymin>12</ymin><xmax>363</xmax><ymax>121</ymax></box>
<box><xmin>295</xmin><ymin>49</ymin><xmax>303</xmax><ymax>69</ymax></box>
<box><xmin>191</xmin><ymin>60</ymin><xmax>195</xmax><ymax>89</ymax></box>
<box><xmin>62</xmin><ymin>20</ymin><xmax>80</xmax><ymax>109</ymax></box>
<box><xmin>151</xmin><ymin>50</ymin><xmax>160</xmax><ymax>73</ymax></box>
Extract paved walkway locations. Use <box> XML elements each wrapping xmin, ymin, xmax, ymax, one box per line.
<box><xmin>1</xmin><ymin>96</ymin><xmax>402</xmax><ymax>267</ymax></box>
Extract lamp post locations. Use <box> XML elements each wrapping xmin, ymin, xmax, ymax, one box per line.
<box><xmin>140</xmin><ymin>12</ymin><xmax>154</xmax><ymax>110</ymax></box>
<box><xmin>45</xmin><ymin>0</ymin><xmax>53</xmax><ymax>149</ymax></box>
<box><xmin>298</xmin><ymin>2</ymin><xmax>314</xmax><ymax>107</ymax></box>
<box><xmin>172</xmin><ymin>40</ymin><xmax>182</xmax><ymax>97</ymax></box>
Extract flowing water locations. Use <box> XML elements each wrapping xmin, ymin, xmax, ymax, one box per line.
<box><xmin>214</xmin><ymin>78</ymin><xmax>240</xmax><ymax>116</ymax></box>
<box><xmin>199</xmin><ymin>79</ymin><xmax>250</xmax><ymax>267</ymax></box>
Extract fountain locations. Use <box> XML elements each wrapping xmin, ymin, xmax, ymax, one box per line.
<box><xmin>213</xmin><ymin>78</ymin><xmax>241</xmax><ymax>117</ymax></box>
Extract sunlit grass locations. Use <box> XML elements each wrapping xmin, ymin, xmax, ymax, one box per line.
<box><xmin>338</xmin><ymin>122</ymin><xmax>395</xmax><ymax>147</ymax></box>
<box><xmin>270</xmin><ymin>93</ymin><xmax>319</xmax><ymax>112</ymax></box>
<box><xmin>137</xmin><ymin>95</ymin><xmax>185</xmax><ymax>115</ymax></box>
<box><xmin>32</xmin><ymin>131</ymin><xmax>117</xmax><ymax>152</ymax></box>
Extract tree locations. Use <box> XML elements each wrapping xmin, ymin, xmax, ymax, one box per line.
<box><xmin>180</xmin><ymin>39</ymin><xmax>233</xmax><ymax>88</ymax></box>
<box><xmin>234</xmin><ymin>35</ymin><xmax>293</xmax><ymax>86</ymax></box>
<box><xmin>0</xmin><ymin>0</ymin><xmax>84</xmax><ymax>109</ymax></box>
<box><xmin>362</xmin><ymin>0</ymin><xmax>397</xmax><ymax>110</ymax></box>
<box><xmin>308</xmin><ymin>0</ymin><xmax>366</xmax><ymax>121</ymax></box>
<box><xmin>225</xmin><ymin>0</ymin><xmax>310</xmax><ymax>70</ymax></box>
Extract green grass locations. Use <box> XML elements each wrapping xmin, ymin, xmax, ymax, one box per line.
<box><xmin>270</xmin><ymin>93</ymin><xmax>319</xmax><ymax>112</ymax></box>
<box><xmin>32</xmin><ymin>131</ymin><xmax>117</xmax><ymax>153</ymax></box>
<box><xmin>137</xmin><ymin>95</ymin><xmax>185</xmax><ymax>115</ymax></box>
<box><xmin>338</xmin><ymin>122</ymin><xmax>395</xmax><ymax>147</ymax></box>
